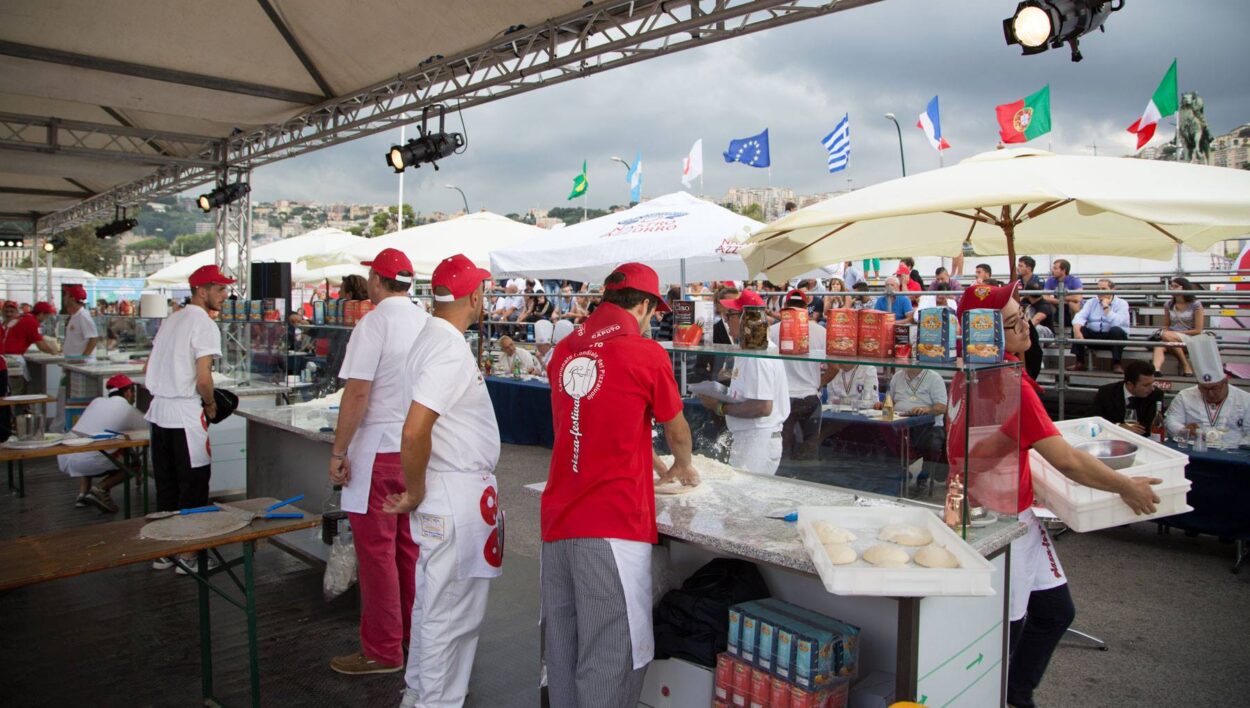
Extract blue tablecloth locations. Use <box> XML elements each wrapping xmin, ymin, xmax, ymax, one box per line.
<box><xmin>484</xmin><ymin>376</ymin><xmax>554</xmax><ymax>447</ymax></box>
<box><xmin>1155</xmin><ymin>442</ymin><xmax>1250</xmax><ymax>541</ymax></box>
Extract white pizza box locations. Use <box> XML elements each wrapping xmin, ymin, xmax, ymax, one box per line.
<box><xmin>796</xmin><ymin>506</ymin><xmax>995</xmax><ymax>597</ymax></box>
<box><xmin>1029</xmin><ymin>416</ymin><xmax>1191</xmax><ymax>532</ymax></box>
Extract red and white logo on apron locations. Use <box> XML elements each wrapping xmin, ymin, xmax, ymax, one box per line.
<box><xmin>480</xmin><ymin>486</ymin><xmax>502</xmax><ymax>568</ymax></box>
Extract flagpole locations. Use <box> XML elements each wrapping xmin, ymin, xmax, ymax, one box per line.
<box><xmin>583</xmin><ymin>192</ymin><xmax>587</xmax><ymax>222</ymax></box>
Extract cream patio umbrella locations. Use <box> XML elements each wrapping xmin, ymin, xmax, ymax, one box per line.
<box><xmin>742</xmin><ymin>148</ymin><xmax>1250</xmax><ymax>282</ymax></box>
<box><xmin>327</xmin><ymin>212</ymin><xmax>545</xmax><ymax>277</ymax></box>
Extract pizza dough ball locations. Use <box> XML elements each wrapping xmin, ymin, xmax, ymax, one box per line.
<box><xmin>863</xmin><ymin>544</ymin><xmax>910</xmax><ymax>568</ymax></box>
<box><xmin>813</xmin><ymin>521</ymin><xmax>856</xmax><ymax>545</ymax></box>
<box><xmin>822</xmin><ymin>542</ymin><xmax>857</xmax><ymax>565</ymax></box>
<box><xmin>914</xmin><ymin>544</ymin><xmax>960</xmax><ymax>569</ymax></box>
<box><xmin>877</xmin><ymin>523</ymin><xmax>933</xmax><ymax>547</ymax></box>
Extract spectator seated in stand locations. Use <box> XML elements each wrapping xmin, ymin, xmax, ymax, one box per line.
<box><xmin>871</xmin><ymin>277</ymin><xmax>914</xmax><ymax>324</ymax></box>
<box><xmin>1017</xmin><ymin>256</ymin><xmax>1056</xmax><ymax>339</ymax></box>
<box><xmin>1152</xmin><ymin>276</ymin><xmax>1204</xmax><ymax>377</ymax></box>
<box><xmin>1068</xmin><ymin>278</ymin><xmax>1131</xmax><ymax>373</ymax></box>
<box><xmin>59</xmin><ymin>374</ymin><xmax>147</xmax><ymax>512</ymax></box>
<box><xmin>522</xmin><ymin>292</ymin><xmax>556</xmax><ymax>323</ymax></box>
<box><xmin>851</xmin><ymin>282</ymin><xmax>872</xmax><ymax>310</ymax></box>
<box><xmin>1092</xmin><ymin>360</ymin><xmax>1163</xmax><ymax>436</ymax></box>
<box><xmin>496</xmin><ymin>336</ymin><xmax>540</xmax><ymax>376</ymax></box>
<box><xmin>1164</xmin><ymin>335</ymin><xmax>1249</xmax><ymax>447</ymax></box>
<box><xmin>491</xmin><ymin>283</ymin><xmax>524</xmax><ymax>336</ymax></box>
<box><xmin>974</xmin><ymin>263</ymin><xmax>993</xmax><ymax>284</ymax></box>
<box><xmin>1043</xmin><ymin>258</ymin><xmax>1083</xmax><ymax>318</ymax></box>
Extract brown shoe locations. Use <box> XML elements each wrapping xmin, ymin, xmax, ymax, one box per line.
<box><xmin>1066</xmin><ymin>361</ymin><xmax>1087</xmax><ymax>372</ymax></box>
<box><xmin>1112</xmin><ymin>363</ymin><xmax>1124</xmax><ymax>373</ymax></box>
<box><xmin>330</xmin><ymin>652</ymin><xmax>402</xmax><ymax>675</ymax></box>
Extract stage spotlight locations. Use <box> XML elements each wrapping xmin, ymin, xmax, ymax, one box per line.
<box><xmin>196</xmin><ymin>181</ymin><xmax>251</xmax><ymax>213</ymax></box>
<box><xmin>1003</xmin><ymin>0</ymin><xmax>1122</xmax><ymax>62</ymax></box>
<box><xmin>43</xmin><ymin>242</ymin><xmax>54</xmax><ymax>253</ymax></box>
<box><xmin>95</xmin><ymin>218</ymin><xmax>138</xmax><ymax>239</ymax></box>
<box><xmin>0</xmin><ymin>238</ymin><xmax>24</xmax><ymax>248</ymax></box>
<box><xmin>384</xmin><ymin>105</ymin><xmax>465</xmax><ymax>173</ymax></box>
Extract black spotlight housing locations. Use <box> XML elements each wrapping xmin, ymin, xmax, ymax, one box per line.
<box><xmin>0</xmin><ymin>237</ymin><xmax>25</xmax><ymax>248</ymax></box>
<box><xmin>385</xmin><ymin>105</ymin><xmax>465</xmax><ymax>173</ymax></box>
<box><xmin>196</xmin><ymin>181</ymin><xmax>251</xmax><ymax>213</ymax></box>
<box><xmin>95</xmin><ymin>218</ymin><xmax>138</xmax><ymax>239</ymax></box>
<box><xmin>1003</xmin><ymin>0</ymin><xmax>1121</xmax><ymax>62</ymax></box>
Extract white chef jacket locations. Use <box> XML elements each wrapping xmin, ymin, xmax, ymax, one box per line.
<box><xmin>62</xmin><ymin>307</ymin><xmax>99</xmax><ymax>358</ymax></box>
<box><xmin>767</xmin><ymin>321</ymin><xmax>826</xmax><ymax>398</ymax></box>
<box><xmin>338</xmin><ymin>296</ymin><xmax>430</xmax><ymax>513</ymax></box>
<box><xmin>826</xmin><ymin>365</ymin><xmax>879</xmax><ymax>406</ymax></box>
<box><xmin>1165</xmin><ymin>383</ymin><xmax>1250</xmax><ymax>445</ymax></box>
<box><xmin>888</xmin><ymin>369</ymin><xmax>948</xmax><ymax>426</ymax></box>
<box><xmin>59</xmin><ymin>395</ymin><xmax>147</xmax><ymax>477</ymax></box>
<box><xmin>405</xmin><ymin>317</ymin><xmax>502</xmax><ymax>579</ymax></box>
<box><xmin>144</xmin><ymin>305</ymin><xmax>221</xmax><ymax>467</ymax></box>
<box><xmin>498</xmin><ymin>347</ymin><xmax>539</xmax><ymax>375</ymax></box>
<box><xmin>726</xmin><ymin>347</ymin><xmax>790</xmax><ymax>434</ymax></box>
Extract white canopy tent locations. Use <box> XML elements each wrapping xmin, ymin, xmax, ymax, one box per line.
<box><xmin>329</xmin><ymin>212</ymin><xmax>545</xmax><ymax>277</ymax></box>
<box><xmin>147</xmin><ymin>227</ymin><xmax>371</xmax><ymax>287</ymax></box>
<box><xmin>0</xmin><ymin>267</ymin><xmax>97</xmax><ymax>307</ymax></box>
<box><xmin>489</xmin><ymin>191</ymin><xmax>761</xmax><ymax>284</ymax></box>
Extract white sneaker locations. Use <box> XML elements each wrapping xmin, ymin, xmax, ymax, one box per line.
<box><xmin>399</xmin><ymin>688</ymin><xmax>419</xmax><ymax>708</ymax></box>
<box><xmin>152</xmin><ymin>557</ymin><xmax>175</xmax><ymax>570</ymax></box>
<box><xmin>175</xmin><ymin>555</ymin><xmax>221</xmax><ymax>575</ymax></box>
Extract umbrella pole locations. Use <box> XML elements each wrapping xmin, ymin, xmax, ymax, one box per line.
<box><xmin>679</xmin><ymin>258</ymin><xmax>688</xmax><ymax>396</ymax></box>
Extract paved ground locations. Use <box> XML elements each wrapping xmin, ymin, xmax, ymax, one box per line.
<box><xmin>2</xmin><ymin>445</ymin><xmax>1247</xmax><ymax>707</ymax></box>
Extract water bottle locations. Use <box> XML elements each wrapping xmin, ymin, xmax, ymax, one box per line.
<box><xmin>321</xmin><ymin>484</ymin><xmax>348</xmax><ymax>545</ymax></box>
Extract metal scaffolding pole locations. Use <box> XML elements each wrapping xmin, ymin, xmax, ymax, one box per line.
<box><xmin>214</xmin><ymin>166</ymin><xmax>252</xmax><ymax>378</ymax></box>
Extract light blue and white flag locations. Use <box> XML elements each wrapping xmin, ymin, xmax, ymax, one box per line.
<box><xmin>821</xmin><ymin>114</ymin><xmax>850</xmax><ymax>173</ymax></box>
<box><xmin>626</xmin><ymin>151</ymin><xmax>642</xmax><ymax>203</ymax></box>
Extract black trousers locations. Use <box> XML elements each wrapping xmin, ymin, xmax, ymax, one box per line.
<box><xmin>1072</xmin><ymin>326</ymin><xmax>1129</xmax><ymax>363</ymax></box>
<box><xmin>150</xmin><ymin>423</ymin><xmax>211</xmax><ymax>512</ymax></box>
<box><xmin>1008</xmin><ymin>583</ymin><xmax>1076</xmax><ymax>708</ymax></box>
<box><xmin>0</xmin><ymin>369</ymin><xmax>9</xmax><ymax>442</ymax></box>
<box><xmin>781</xmin><ymin>395</ymin><xmax>822</xmax><ymax>459</ymax></box>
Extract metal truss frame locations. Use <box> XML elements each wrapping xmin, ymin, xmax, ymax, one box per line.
<box><xmin>0</xmin><ymin>111</ymin><xmax>222</xmax><ymax>169</ymax></box>
<box><xmin>34</xmin><ymin>0</ymin><xmax>876</xmax><ymax>233</ymax></box>
<box><xmin>215</xmin><ymin>167</ymin><xmax>253</xmax><ymax>377</ymax></box>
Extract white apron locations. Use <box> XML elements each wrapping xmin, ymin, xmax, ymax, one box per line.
<box><xmin>176</xmin><ymin>399</ymin><xmax>212</xmax><ymax>468</ymax></box>
<box><xmin>410</xmin><ymin>470</ymin><xmax>503</xmax><ymax>579</ymax></box>
<box><xmin>1008</xmin><ymin>509</ymin><xmax>1068</xmax><ymax>621</ymax></box>
<box><xmin>608</xmin><ymin>538</ymin><xmax>654</xmax><ymax>671</ymax></box>
<box><xmin>3</xmin><ymin>354</ymin><xmax>26</xmax><ymax>381</ymax></box>
<box><xmin>341</xmin><ymin>423</ymin><xmax>387</xmax><ymax>514</ymax></box>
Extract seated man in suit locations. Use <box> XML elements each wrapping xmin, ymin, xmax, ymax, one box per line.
<box><xmin>1092</xmin><ymin>360</ymin><xmax>1162</xmax><ymax>436</ymax></box>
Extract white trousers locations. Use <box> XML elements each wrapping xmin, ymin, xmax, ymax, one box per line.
<box><xmin>402</xmin><ymin>499</ymin><xmax>492</xmax><ymax>707</ymax></box>
<box><xmin>1008</xmin><ymin>509</ymin><xmax>1067</xmax><ymax>622</ymax></box>
<box><xmin>729</xmin><ymin>428</ymin><xmax>783</xmax><ymax>476</ymax></box>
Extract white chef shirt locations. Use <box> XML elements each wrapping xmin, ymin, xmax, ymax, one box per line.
<box><xmin>826</xmin><ymin>365</ymin><xmax>879</xmax><ymax>405</ymax></box>
<box><xmin>62</xmin><ymin>307</ymin><xmax>99</xmax><ymax>358</ymax></box>
<box><xmin>888</xmin><ymin>369</ymin><xmax>948</xmax><ymax>426</ymax></box>
<box><xmin>726</xmin><ymin>348</ymin><xmax>790</xmax><ymax>434</ymax></box>
<box><xmin>767</xmin><ymin>321</ymin><xmax>826</xmax><ymax>398</ymax></box>
<box><xmin>59</xmin><ymin>395</ymin><xmax>147</xmax><ymax>477</ymax></box>
<box><xmin>498</xmin><ymin>347</ymin><xmax>539</xmax><ymax>375</ymax></box>
<box><xmin>145</xmin><ymin>305</ymin><xmax>221</xmax><ymax>428</ymax></box>
<box><xmin>1165</xmin><ymin>383</ymin><xmax>1250</xmax><ymax>444</ymax></box>
<box><xmin>405</xmin><ymin>317</ymin><xmax>500</xmax><ymax>475</ymax></box>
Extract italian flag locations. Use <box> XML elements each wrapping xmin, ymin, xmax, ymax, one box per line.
<box><xmin>995</xmin><ymin>85</ymin><xmax>1051</xmax><ymax>144</ymax></box>
<box><xmin>1127</xmin><ymin>60</ymin><xmax>1178</xmax><ymax>151</ymax></box>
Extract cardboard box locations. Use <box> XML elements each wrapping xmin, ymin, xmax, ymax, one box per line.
<box><xmin>915</xmin><ymin>307</ymin><xmax>958</xmax><ymax>363</ymax></box>
<box><xmin>672</xmin><ymin>301</ymin><xmax>705</xmax><ymax>347</ymax></box>
<box><xmin>696</xmin><ymin>300</ymin><xmax>716</xmax><ymax>345</ymax></box>
<box><xmin>857</xmin><ymin>310</ymin><xmax>895</xmax><ymax>358</ymax></box>
<box><xmin>716</xmin><ymin>653</ymin><xmax>735</xmax><ymax>702</ymax></box>
<box><xmin>734</xmin><ymin>661</ymin><xmax>753</xmax><ymax>705</ymax></box>
<box><xmin>825</xmin><ymin>308</ymin><xmax>858</xmax><ymax>356</ymax></box>
<box><xmin>750</xmin><ymin>667</ymin><xmax>772</xmax><ymax>708</ymax></box>
<box><xmin>737</xmin><ymin>599</ymin><xmax>860</xmax><ymax>686</ymax></box>
<box><xmin>760</xmin><ymin>599</ymin><xmax>860</xmax><ymax>681</ymax></box>
<box><xmin>770</xmin><ymin>675</ymin><xmax>793</xmax><ymax>708</ymax></box>
<box><xmin>779</xmin><ymin>308</ymin><xmax>810</xmax><ymax>355</ymax></box>
<box><xmin>742</xmin><ymin>614</ymin><xmax>759</xmax><ymax>663</ymax></box>
<box><xmin>728</xmin><ymin>607</ymin><xmax>744</xmax><ymax>657</ymax></box>
<box><xmin>962</xmin><ymin>308</ymin><xmax>1005</xmax><ymax>363</ymax></box>
<box><xmin>789</xmin><ymin>679</ymin><xmax>849</xmax><ymax>708</ymax></box>
<box><xmin>262</xmin><ymin>297</ymin><xmax>285</xmax><ymax>322</ymax></box>
<box><xmin>892</xmin><ymin>323</ymin><xmax>911</xmax><ymax>359</ymax></box>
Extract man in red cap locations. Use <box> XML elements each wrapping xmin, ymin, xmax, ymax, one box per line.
<box><xmin>2</xmin><ymin>299</ymin><xmax>60</xmax><ymax>397</ymax></box>
<box><xmin>947</xmin><ymin>280</ymin><xmax>1160</xmax><ymax>708</ymax></box>
<box><xmin>382</xmin><ymin>253</ymin><xmax>502</xmax><ymax>708</ymax></box>
<box><xmin>699</xmin><ymin>289</ymin><xmax>791</xmax><ymax>475</ymax></box>
<box><xmin>329</xmin><ymin>247</ymin><xmax>428</xmax><ymax>676</ymax></box>
<box><xmin>62</xmin><ymin>284</ymin><xmax>99</xmax><ymax>359</ymax></box>
<box><xmin>144</xmin><ymin>264</ymin><xmax>232</xmax><ymax>574</ymax></box>
<box><xmin>59</xmin><ymin>374</ymin><xmax>146</xmax><ymax>512</ymax></box>
<box><xmin>542</xmin><ymin>262</ymin><xmax>697</xmax><ymax>707</ymax></box>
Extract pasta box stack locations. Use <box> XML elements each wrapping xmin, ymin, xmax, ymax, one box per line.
<box><xmin>713</xmin><ymin>598</ymin><xmax>860</xmax><ymax>708</ymax></box>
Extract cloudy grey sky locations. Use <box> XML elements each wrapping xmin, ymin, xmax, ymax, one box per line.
<box><xmin>248</xmin><ymin>0</ymin><xmax>1250</xmax><ymax>215</ymax></box>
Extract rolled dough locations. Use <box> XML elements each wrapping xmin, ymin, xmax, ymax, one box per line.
<box><xmin>140</xmin><ymin>510</ymin><xmax>251</xmax><ymax>541</ymax></box>
<box><xmin>914</xmin><ymin>545</ymin><xmax>960</xmax><ymax>569</ymax></box>
<box><xmin>863</xmin><ymin>544</ymin><xmax>911</xmax><ymax>568</ymax></box>
<box><xmin>822</xmin><ymin>542</ymin><xmax>857</xmax><ymax>565</ymax></box>
<box><xmin>654</xmin><ymin>480</ymin><xmax>702</xmax><ymax>495</ymax></box>
<box><xmin>813</xmin><ymin>521</ymin><xmax>856</xmax><ymax>544</ymax></box>
<box><xmin>877</xmin><ymin>523</ymin><xmax>933</xmax><ymax>547</ymax></box>
<box><xmin>656</xmin><ymin>454</ymin><xmax>738</xmax><ymax>481</ymax></box>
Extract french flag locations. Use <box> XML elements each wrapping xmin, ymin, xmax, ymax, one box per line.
<box><xmin>916</xmin><ymin>95</ymin><xmax>951</xmax><ymax>152</ymax></box>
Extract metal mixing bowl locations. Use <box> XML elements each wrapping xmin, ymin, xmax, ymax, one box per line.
<box><xmin>1076</xmin><ymin>440</ymin><xmax>1138</xmax><ymax>470</ymax></box>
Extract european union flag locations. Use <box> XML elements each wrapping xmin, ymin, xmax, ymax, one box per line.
<box><xmin>723</xmin><ymin>129</ymin><xmax>770</xmax><ymax>168</ymax></box>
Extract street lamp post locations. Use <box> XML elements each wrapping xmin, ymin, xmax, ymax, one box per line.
<box><xmin>444</xmin><ymin>184</ymin><xmax>469</xmax><ymax>214</ymax></box>
<box><xmin>883</xmin><ymin>113</ymin><xmax>907</xmax><ymax>177</ymax></box>
<box><xmin>609</xmin><ymin>156</ymin><xmax>635</xmax><ymax>204</ymax></box>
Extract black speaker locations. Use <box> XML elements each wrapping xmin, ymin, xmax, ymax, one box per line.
<box><xmin>250</xmin><ymin>261</ymin><xmax>291</xmax><ymax>317</ymax></box>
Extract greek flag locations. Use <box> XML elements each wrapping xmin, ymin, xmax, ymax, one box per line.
<box><xmin>821</xmin><ymin>114</ymin><xmax>850</xmax><ymax>173</ymax></box>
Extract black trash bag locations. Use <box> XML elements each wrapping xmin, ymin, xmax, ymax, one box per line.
<box><xmin>653</xmin><ymin>558</ymin><xmax>769</xmax><ymax>668</ymax></box>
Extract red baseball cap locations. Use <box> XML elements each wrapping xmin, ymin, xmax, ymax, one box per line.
<box><xmin>604</xmin><ymin>262</ymin><xmax>671</xmax><ymax>313</ymax></box>
<box><xmin>189</xmin><ymin>265</ymin><xmax>236</xmax><ymax>288</ymax></box>
<box><xmin>33</xmin><ymin>301</ymin><xmax>56</xmax><ymax>315</ymax></box>
<box><xmin>106</xmin><ymin>374</ymin><xmax>135</xmax><ymax>391</ymax></box>
<box><xmin>431</xmin><ymin>254</ymin><xmax>491</xmax><ymax>302</ymax></box>
<box><xmin>956</xmin><ymin>279</ymin><xmax>1020</xmax><ymax>320</ymax></box>
<box><xmin>66</xmin><ymin>284</ymin><xmax>88</xmax><ymax>303</ymax></box>
<box><xmin>3</xmin><ymin>301</ymin><xmax>16</xmax><ymax>310</ymax></box>
<box><xmin>783</xmin><ymin>288</ymin><xmax>808</xmax><ymax>307</ymax></box>
<box><xmin>362</xmin><ymin>247</ymin><xmax>414</xmax><ymax>283</ymax></box>
<box><xmin>720</xmin><ymin>289</ymin><xmax>766</xmax><ymax>311</ymax></box>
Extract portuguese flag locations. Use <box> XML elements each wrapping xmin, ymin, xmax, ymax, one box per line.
<box><xmin>995</xmin><ymin>84</ymin><xmax>1051</xmax><ymax>144</ymax></box>
<box><xmin>1127</xmin><ymin>60</ymin><xmax>1178</xmax><ymax>151</ymax></box>
<box><xmin>567</xmin><ymin>160</ymin><xmax>588</xmax><ymax>200</ymax></box>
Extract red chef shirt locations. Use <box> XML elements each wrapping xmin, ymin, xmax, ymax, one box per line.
<box><xmin>946</xmin><ymin>356</ymin><xmax>1059</xmax><ymax>514</ymax></box>
<box><xmin>3</xmin><ymin>314</ymin><xmax>43</xmax><ymax>355</ymax></box>
<box><xmin>541</xmin><ymin>302</ymin><xmax>684</xmax><ymax>544</ymax></box>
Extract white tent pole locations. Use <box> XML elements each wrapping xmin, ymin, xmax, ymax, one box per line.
<box><xmin>679</xmin><ymin>256</ymin><xmax>688</xmax><ymax>395</ymax></box>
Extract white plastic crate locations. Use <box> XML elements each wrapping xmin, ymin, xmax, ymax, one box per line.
<box><xmin>1030</xmin><ymin>416</ymin><xmax>1192</xmax><ymax>532</ymax></box>
<box><xmin>796</xmin><ymin>506</ymin><xmax>995</xmax><ymax>597</ymax></box>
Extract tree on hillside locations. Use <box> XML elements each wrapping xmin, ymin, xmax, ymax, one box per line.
<box><xmin>727</xmin><ymin>202</ymin><xmax>765</xmax><ymax>221</ymax></box>
<box><xmin>546</xmin><ymin>206</ymin><xmax>609</xmax><ymax>226</ymax></box>
<box><xmin>170</xmin><ymin>232</ymin><xmax>217</xmax><ymax>256</ymax></box>
<box><xmin>127</xmin><ymin>237</ymin><xmax>168</xmax><ymax>269</ymax></box>
<box><xmin>368</xmin><ymin>204</ymin><xmax>418</xmax><ymax>236</ymax></box>
<box><xmin>56</xmin><ymin>225</ymin><xmax>122</xmax><ymax>275</ymax></box>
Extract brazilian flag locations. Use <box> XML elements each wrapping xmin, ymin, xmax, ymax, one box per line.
<box><xmin>567</xmin><ymin>160</ymin><xmax>588</xmax><ymax>200</ymax></box>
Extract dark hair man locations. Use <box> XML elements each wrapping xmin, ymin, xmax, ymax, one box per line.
<box><xmin>1092</xmin><ymin>360</ymin><xmax>1162</xmax><ymax>435</ymax></box>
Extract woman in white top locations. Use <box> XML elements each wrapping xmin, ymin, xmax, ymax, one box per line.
<box><xmin>1152</xmin><ymin>276</ymin><xmax>1204</xmax><ymax>376</ymax></box>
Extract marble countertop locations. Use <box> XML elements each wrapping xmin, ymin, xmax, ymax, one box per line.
<box><xmin>61</xmin><ymin>360</ymin><xmax>145</xmax><ymax>376</ymax></box>
<box><xmin>222</xmin><ymin>381</ymin><xmax>291</xmax><ymax>398</ymax></box>
<box><xmin>237</xmin><ymin>405</ymin><xmax>336</xmax><ymax>443</ymax></box>
<box><xmin>525</xmin><ymin>474</ymin><xmax>1025</xmax><ymax>576</ymax></box>
<box><xmin>22</xmin><ymin>352</ymin><xmax>66</xmax><ymax>365</ymax></box>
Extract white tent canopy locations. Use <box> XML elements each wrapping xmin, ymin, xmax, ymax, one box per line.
<box><xmin>744</xmin><ymin>148</ymin><xmax>1250</xmax><ymax>282</ymax></box>
<box><xmin>330</xmin><ymin>212</ymin><xmax>545</xmax><ymax>277</ymax></box>
<box><xmin>147</xmin><ymin>227</ymin><xmax>371</xmax><ymax>287</ymax></box>
<box><xmin>489</xmin><ymin>191</ymin><xmax>761</xmax><ymax>284</ymax></box>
